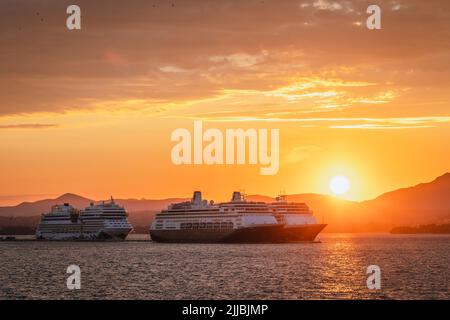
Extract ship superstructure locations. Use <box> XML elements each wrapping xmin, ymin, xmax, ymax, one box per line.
<box><xmin>268</xmin><ymin>194</ymin><xmax>327</xmax><ymax>241</ymax></box>
<box><xmin>150</xmin><ymin>191</ymin><xmax>283</xmax><ymax>243</ymax></box>
<box><xmin>36</xmin><ymin>197</ymin><xmax>132</xmax><ymax>240</ymax></box>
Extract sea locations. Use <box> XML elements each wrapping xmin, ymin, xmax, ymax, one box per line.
<box><xmin>0</xmin><ymin>233</ymin><xmax>448</xmax><ymax>299</ymax></box>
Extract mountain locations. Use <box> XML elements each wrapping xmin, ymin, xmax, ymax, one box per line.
<box><xmin>113</xmin><ymin>197</ymin><xmax>188</xmax><ymax>212</ymax></box>
<box><xmin>0</xmin><ymin>193</ymin><xmax>187</xmax><ymax>217</ymax></box>
<box><xmin>361</xmin><ymin>173</ymin><xmax>450</xmax><ymax>226</ymax></box>
<box><xmin>0</xmin><ymin>173</ymin><xmax>448</xmax><ymax>233</ymax></box>
<box><xmin>0</xmin><ymin>193</ymin><xmax>92</xmax><ymax>217</ymax></box>
<box><xmin>0</xmin><ymin>193</ymin><xmax>187</xmax><ymax>235</ymax></box>
<box><xmin>283</xmin><ymin>173</ymin><xmax>449</xmax><ymax>232</ymax></box>
<box><xmin>247</xmin><ymin>174</ymin><xmax>450</xmax><ymax>232</ymax></box>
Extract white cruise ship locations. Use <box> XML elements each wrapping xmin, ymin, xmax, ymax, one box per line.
<box><xmin>36</xmin><ymin>197</ymin><xmax>133</xmax><ymax>240</ymax></box>
<box><xmin>268</xmin><ymin>194</ymin><xmax>326</xmax><ymax>241</ymax></box>
<box><xmin>150</xmin><ymin>191</ymin><xmax>283</xmax><ymax>243</ymax></box>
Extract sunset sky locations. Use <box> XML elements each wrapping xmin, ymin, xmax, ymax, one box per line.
<box><xmin>0</xmin><ymin>0</ymin><xmax>449</xmax><ymax>205</ymax></box>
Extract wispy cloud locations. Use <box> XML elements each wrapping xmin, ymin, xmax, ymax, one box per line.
<box><xmin>209</xmin><ymin>52</ymin><xmax>268</xmax><ymax>68</ymax></box>
<box><xmin>312</xmin><ymin>0</ymin><xmax>343</xmax><ymax>11</ymax></box>
<box><xmin>159</xmin><ymin>66</ymin><xmax>191</xmax><ymax>73</ymax></box>
<box><xmin>329</xmin><ymin>124</ymin><xmax>434</xmax><ymax>130</ymax></box>
<box><xmin>0</xmin><ymin>123</ymin><xmax>58</xmax><ymax>129</ymax></box>
<box><xmin>190</xmin><ymin>116</ymin><xmax>450</xmax><ymax>130</ymax></box>
<box><xmin>0</xmin><ymin>0</ymin><xmax>449</xmax><ymax>122</ymax></box>
<box><xmin>284</xmin><ymin>145</ymin><xmax>322</xmax><ymax>164</ymax></box>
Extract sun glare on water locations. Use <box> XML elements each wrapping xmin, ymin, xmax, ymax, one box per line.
<box><xmin>329</xmin><ymin>175</ymin><xmax>350</xmax><ymax>195</ymax></box>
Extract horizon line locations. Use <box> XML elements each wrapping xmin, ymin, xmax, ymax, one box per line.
<box><xmin>1</xmin><ymin>171</ymin><xmax>447</xmax><ymax>208</ymax></box>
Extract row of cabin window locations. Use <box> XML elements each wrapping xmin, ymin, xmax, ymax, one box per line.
<box><xmin>180</xmin><ymin>222</ymin><xmax>234</xmax><ymax>229</ymax></box>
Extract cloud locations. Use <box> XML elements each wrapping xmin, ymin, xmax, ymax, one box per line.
<box><xmin>391</xmin><ymin>3</ymin><xmax>404</xmax><ymax>11</ymax></box>
<box><xmin>209</xmin><ymin>52</ymin><xmax>267</xmax><ymax>68</ymax></box>
<box><xmin>312</xmin><ymin>0</ymin><xmax>343</xmax><ymax>11</ymax></box>
<box><xmin>159</xmin><ymin>66</ymin><xmax>190</xmax><ymax>73</ymax></box>
<box><xmin>329</xmin><ymin>124</ymin><xmax>434</xmax><ymax>129</ymax></box>
<box><xmin>284</xmin><ymin>146</ymin><xmax>322</xmax><ymax>164</ymax></box>
<box><xmin>0</xmin><ymin>0</ymin><xmax>449</xmax><ymax>118</ymax></box>
<box><xmin>0</xmin><ymin>123</ymin><xmax>58</xmax><ymax>129</ymax></box>
<box><xmin>188</xmin><ymin>114</ymin><xmax>450</xmax><ymax>130</ymax></box>
<box><xmin>165</xmin><ymin>75</ymin><xmax>402</xmax><ymax>121</ymax></box>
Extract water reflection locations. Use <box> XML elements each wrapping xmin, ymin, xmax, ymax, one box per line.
<box><xmin>0</xmin><ymin>234</ymin><xmax>448</xmax><ymax>299</ymax></box>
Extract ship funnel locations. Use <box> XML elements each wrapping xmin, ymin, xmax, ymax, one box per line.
<box><xmin>192</xmin><ymin>191</ymin><xmax>202</xmax><ymax>205</ymax></box>
<box><xmin>231</xmin><ymin>191</ymin><xmax>242</xmax><ymax>202</ymax></box>
<box><xmin>69</xmin><ymin>208</ymin><xmax>80</xmax><ymax>223</ymax></box>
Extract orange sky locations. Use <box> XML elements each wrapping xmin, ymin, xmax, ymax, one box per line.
<box><xmin>0</xmin><ymin>0</ymin><xmax>449</xmax><ymax>205</ymax></box>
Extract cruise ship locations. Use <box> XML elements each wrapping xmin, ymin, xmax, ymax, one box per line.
<box><xmin>150</xmin><ymin>191</ymin><xmax>284</xmax><ymax>243</ymax></box>
<box><xmin>269</xmin><ymin>194</ymin><xmax>327</xmax><ymax>241</ymax></box>
<box><xmin>36</xmin><ymin>197</ymin><xmax>133</xmax><ymax>240</ymax></box>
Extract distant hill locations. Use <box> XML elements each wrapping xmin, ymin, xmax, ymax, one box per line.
<box><xmin>0</xmin><ymin>193</ymin><xmax>186</xmax><ymax>234</ymax></box>
<box><xmin>0</xmin><ymin>173</ymin><xmax>448</xmax><ymax>233</ymax></box>
<box><xmin>360</xmin><ymin>173</ymin><xmax>450</xmax><ymax>227</ymax></box>
<box><xmin>0</xmin><ymin>193</ymin><xmax>187</xmax><ymax>217</ymax></box>
<box><xmin>0</xmin><ymin>193</ymin><xmax>93</xmax><ymax>217</ymax></box>
<box><xmin>0</xmin><ymin>216</ymin><xmax>40</xmax><ymax>235</ymax></box>
<box><xmin>391</xmin><ymin>224</ymin><xmax>450</xmax><ymax>234</ymax></box>
<box><xmin>113</xmin><ymin>197</ymin><xmax>188</xmax><ymax>212</ymax></box>
<box><xmin>281</xmin><ymin>173</ymin><xmax>450</xmax><ymax>232</ymax></box>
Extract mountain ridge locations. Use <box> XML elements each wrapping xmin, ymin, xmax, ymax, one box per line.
<box><xmin>0</xmin><ymin>172</ymin><xmax>448</xmax><ymax>232</ymax></box>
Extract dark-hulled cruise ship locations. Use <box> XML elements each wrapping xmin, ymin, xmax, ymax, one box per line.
<box><xmin>150</xmin><ymin>191</ymin><xmax>284</xmax><ymax>243</ymax></box>
<box><xmin>149</xmin><ymin>191</ymin><xmax>326</xmax><ymax>243</ymax></box>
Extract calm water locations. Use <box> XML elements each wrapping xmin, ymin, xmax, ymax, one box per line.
<box><xmin>0</xmin><ymin>234</ymin><xmax>448</xmax><ymax>300</ymax></box>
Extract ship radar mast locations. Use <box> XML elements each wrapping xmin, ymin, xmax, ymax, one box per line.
<box><xmin>276</xmin><ymin>190</ymin><xmax>287</xmax><ymax>203</ymax></box>
<box><xmin>240</xmin><ymin>189</ymin><xmax>247</xmax><ymax>201</ymax></box>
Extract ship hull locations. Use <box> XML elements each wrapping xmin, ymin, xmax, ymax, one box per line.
<box><xmin>150</xmin><ymin>225</ymin><xmax>286</xmax><ymax>243</ymax></box>
<box><xmin>150</xmin><ymin>224</ymin><xmax>326</xmax><ymax>243</ymax></box>
<box><xmin>278</xmin><ymin>224</ymin><xmax>327</xmax><ymax>242</ymax></box>
<box><xmin>97</xmin><ymin>227</ymin><xmax>132</xmax><ymax>240</ymax></box>
<box><xmin>36</xmin><ymin>226</ymin><xmax>132</xmax><ymax>241</ymax></box>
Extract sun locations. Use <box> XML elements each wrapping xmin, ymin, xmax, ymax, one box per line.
<box><xmin>329</xmin><ymin>175</ymin><xmax>350</xmax><ymax>195</ymax></box>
